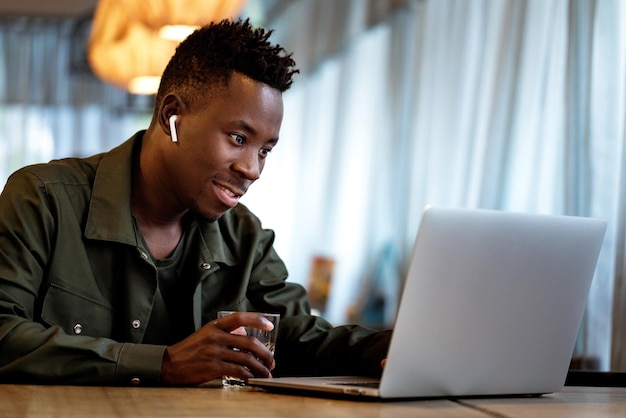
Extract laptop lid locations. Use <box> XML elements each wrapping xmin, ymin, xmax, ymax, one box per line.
<box><xmin>249</xmin><ymin>206</ymin><xmax>607</xmax><ymax>399</ymax></box>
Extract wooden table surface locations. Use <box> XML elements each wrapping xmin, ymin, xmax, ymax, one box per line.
<box><xmin>462</xmin><ymin>386</ymin><xmax>626</xmax><ymax>418</ymax></box>
<box><xmin>0</xmin><ymin>384</ymin><xmax>482</xmax><ymax>418</ymax></box>
<box><xmin>1</xmin><ymin>384</ymin><xmax>625</xmax><ymax>417</ymax></box>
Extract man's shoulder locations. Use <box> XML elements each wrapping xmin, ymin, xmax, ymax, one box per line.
<box><xmin>11</xmin><ymin>153</ymin><xmax>105</xmax><ymax>187</ymax></box>
<box><xmin>7</xmin><ymin>133</ymin><xmax>139</xmax><ymax>188</ymax></box>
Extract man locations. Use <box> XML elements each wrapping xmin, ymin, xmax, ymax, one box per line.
<box><xmin>0</xmin><ymin>19</ymin><xmax>390</xmax><ymax>386</ymax></box>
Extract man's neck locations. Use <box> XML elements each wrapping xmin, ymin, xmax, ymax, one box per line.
<box><xmin>131</xmin><ymin>140</ymin><xmax>187</xmax><ymax>259</ymax></box>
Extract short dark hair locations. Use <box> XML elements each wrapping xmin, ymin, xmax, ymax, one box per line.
<box><xmin>155</xmin><ymin>18</ymin><xmax>299</xmax><ymax>112</ymax></box>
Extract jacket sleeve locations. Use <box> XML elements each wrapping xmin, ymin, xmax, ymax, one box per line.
<box><xmin>0</xmin><ymin>170</ymin><xmax>164</xmax><ymax>385</ymax></box>
<box><xmin>274</xmin><ymin>315</ymin><xmax>392</xmax><ymax>377</ymax></box>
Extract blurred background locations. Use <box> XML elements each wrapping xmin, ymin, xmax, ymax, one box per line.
<box><xmin>0</xmin><ymin>0</ymin><xmax>624</xmax><ymax>373</ymax></box>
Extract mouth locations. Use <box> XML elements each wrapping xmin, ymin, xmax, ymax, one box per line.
<box><xmin>213</xmin><ymin>181</ymin><xmax>245</xmax><ymax>208</ymax></box>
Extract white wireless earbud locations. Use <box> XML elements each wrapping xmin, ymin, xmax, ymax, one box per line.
<box><xmin>169</xmin><ymin>115</ymin><xmax>178</xmax><ymax>143</ymax></box>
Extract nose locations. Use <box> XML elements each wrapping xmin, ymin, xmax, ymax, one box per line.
<box><xmin>232</xmin><ymin>150</ymin><xmax>262</xmax><ymax>181</ymax></box>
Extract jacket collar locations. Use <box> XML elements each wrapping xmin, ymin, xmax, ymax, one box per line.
<box><xmin>84</xmin><ymin>132</ymin><xmax>140</xmax><ymax>246</ymax></box>
<box><xmin>84</xmin><ymin>131</ymin><xmax>237</xmax><ymax>266</ymax></box>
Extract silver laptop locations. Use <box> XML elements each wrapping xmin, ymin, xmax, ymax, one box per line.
<box><xmin>249</xmin><ymin>206</ymin><xmax>607</xmax><ymax>399</ymax></box>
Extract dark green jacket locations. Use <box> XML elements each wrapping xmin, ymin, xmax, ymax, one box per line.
<box><xmin>0</xmin><ymin>132</ymin><xmax>390</xmax><ymax>385</ymax></box>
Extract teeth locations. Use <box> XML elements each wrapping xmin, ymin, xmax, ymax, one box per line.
<box><xmin>220</xmin><ymin>185</ymin><xmax>239</xmax><ymax>198</ymax></box>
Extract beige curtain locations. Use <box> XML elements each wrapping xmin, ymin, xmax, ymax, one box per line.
<box><xmin>0</xmin><ymin>17</ymin><xmax>151</xmax><ymax>187</ymax></box>
<box><xmin>242</xmin><ymin>0</ymin><xmax>626</xmax><ymax>371</ymax></box>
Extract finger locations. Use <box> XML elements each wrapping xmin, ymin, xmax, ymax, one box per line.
<box><xmin>202</xmin><ymin>319</ymin><xmax>275</xmax><ymax>370</ymax></box>
<box><xmin>221</xmin><ymin>347</ymin><xmax>273</xmax><ymax>378</ymax></box>
<box><xmin>221</xmin><ymin>333</ymin><xmax>276</xmax><ymax>370</ymax></box>
<box><xmin>213</xmin><ymin>312</ymin><xmax>275</xmax><ymax>333</ymax></box>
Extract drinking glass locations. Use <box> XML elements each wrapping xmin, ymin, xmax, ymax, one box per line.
<box><xmin>217</xmin><ymin>311</ymin><xmax>280</xmax><ymax>388</ymax></box>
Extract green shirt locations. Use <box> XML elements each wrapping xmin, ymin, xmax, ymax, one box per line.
<box><xmin>0</xmin><ymin>132</ymin><xmax>390</xmax><ymax>385</ymax></box>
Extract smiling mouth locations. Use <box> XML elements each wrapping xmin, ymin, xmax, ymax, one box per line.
<box><xmin>218</xmin><ymin>184</ymin><xmax>242</xmax><ymax>198</ymax></box>
<box><xmin>214</xmin><ymin>182</ymin><xmax>244</xmax><ymax>207</ymax></box>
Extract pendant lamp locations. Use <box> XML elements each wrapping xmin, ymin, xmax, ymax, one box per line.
<box><xmin>88</xmin><ymin>0</ymin><xmax>247</xmax><ymax>95</ymax></box>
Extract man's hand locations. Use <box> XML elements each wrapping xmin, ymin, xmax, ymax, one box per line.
<box><xmin>161</xmin><ymin>312</ymin><xmax>276</xmax><ymax>386</ymax></box>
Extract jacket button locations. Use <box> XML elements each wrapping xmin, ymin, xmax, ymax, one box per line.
<box><xmin>201</xmin><ymin>262</ymin><xmax>211</xmax><ymax>270</ymax></box>
<box><xmin>132</xmin><ymin>319</ymin><xmax>141</xmax><ymax>329</ymax></box>
<box><xmin>73</xmin><ymin>324</ymin><xmax>83</xmax><ymax>334</ymax></box>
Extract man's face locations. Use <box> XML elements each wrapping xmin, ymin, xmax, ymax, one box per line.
<box><xmin>166</xmin><ymin>73</ymin><xmax>284</xmax><ymax>221</ymax></box>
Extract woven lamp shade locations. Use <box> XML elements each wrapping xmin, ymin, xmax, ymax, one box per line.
<box><xmin>120</xmin><ymin>0</ymin><xmax>246</xmax><ymax>30</ymax></box>
<box><xmin>88</xmin><ymin>0</ymin><xmax>247</xmax><ymax>94</ymax></box>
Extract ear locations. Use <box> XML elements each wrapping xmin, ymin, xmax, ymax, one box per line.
<box><xmin>158</xmin><ymin>94</ymin><xmax>185</xmax><ymax>140</ymax></box>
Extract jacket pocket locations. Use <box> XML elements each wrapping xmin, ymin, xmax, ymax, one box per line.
<box><xmin>41</xmin><ymin>284</ymin><xmax>114</xmax><ymax>338</ymax></box>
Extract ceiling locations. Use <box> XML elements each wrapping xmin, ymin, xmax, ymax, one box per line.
<box><xmin>0</xmin><ymin>0</ymin><xmax>98</xmax><ymax>17</ymax></box>
<box><xmin>0</xmin><ymin>0</ymin><xmax>285</xmax><ymax>25</ymax></box>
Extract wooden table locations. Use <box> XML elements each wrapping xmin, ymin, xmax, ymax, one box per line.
<box><xmin>1</xmin><ymin>384</ymin><xmax>624</xmax><ymax>417</ymax></box>
<box><xmin>462</xmin><ymin>386</ymin><xmax>626</xmax><ymax>418</ymax></box>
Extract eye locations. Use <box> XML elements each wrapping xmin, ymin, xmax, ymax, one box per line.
<box><xmin>259</xmin><ymin>147</ymin><xmax>273</xmax><ymax>158</ymax></box>
<box><xmin>229</xmin><ymin>133</ymin><xmax>245</xmax><ymax>145</ymax></box>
